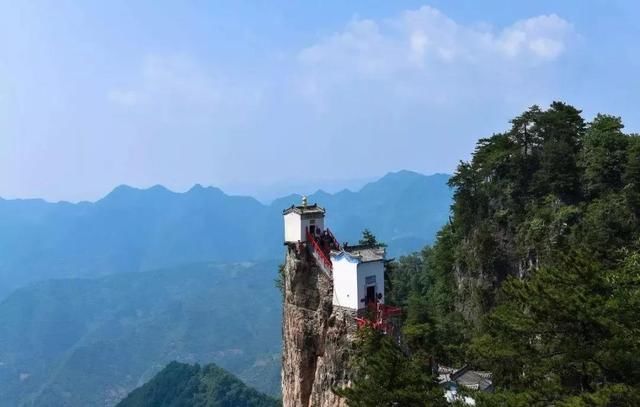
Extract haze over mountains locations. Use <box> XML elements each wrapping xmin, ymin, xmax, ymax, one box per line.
<box><xmin>0</xmin><ymin>171</ymin><xmax>451</xmax><ymax>299</ymax></box>
<box><xmin>0</xmin><ymin>170</ymin><xmax>451</xmax><ymax>406</ymax></box>
<box><xmin>0</xmin><ymin>262</ymin><xmax>282</xmax><ymax>406</ymax></box>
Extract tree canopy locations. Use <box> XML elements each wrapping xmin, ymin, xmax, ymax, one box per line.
<box><xmin>358</xmin><ymin>228</ymin><xmax>387</xmax><ymax>247</ymax></box>
<box><xmin>350</xmin><ymin>102</ymin><xmax>640</xmax><ymax>405</ymax></box>
<box><xmin>334</xmin><ymin>328</ymin><xmax>446</xmax><ymax>407</ymax></box>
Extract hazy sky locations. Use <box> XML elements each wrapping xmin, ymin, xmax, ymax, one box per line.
<box><xmin>1</xmin><ymin>1</ymin><xmax>639</xmax><ymax>201</ymax></box>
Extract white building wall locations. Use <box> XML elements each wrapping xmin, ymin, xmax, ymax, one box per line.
<box><xmin>331</xmin><ymin>256</ymin><xmax>359</xmax><ymax>309</ymax></box>
<box><xmin>284</xmin><ymin>212</ymin><xmax>325</xmax><ymax>243</ymax></box>
<box><xmin>356</xmin><ymin>261</ymin><xmax>385</xmax><ymax>308</ymax></box>
<box><xmin>284</xmin><ymin>212</ymin><xmax>302</xmax><ymax>242</ymax></box>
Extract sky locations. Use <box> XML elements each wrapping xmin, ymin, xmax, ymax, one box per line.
<box><xmin>1</xmin><ymin>1</ymin><xmax>639</xmax><ymax>202</ymax></box>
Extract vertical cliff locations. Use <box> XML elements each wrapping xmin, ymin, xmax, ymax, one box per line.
<box><xmin>281</xmin><ymin>244</ymin><xmax>355</xmax><ymax>407</ymax></box>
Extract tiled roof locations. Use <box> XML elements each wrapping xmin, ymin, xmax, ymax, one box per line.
<box><xmin>282</xmin><ymin>203</ymin><xmax>326</xmax><ymax>215</ymax></box>
<box><xmin>438</xmin><ymin>365</ymin><xmax>493</xmax><ymax>392</ymax></box>
<box><xmin>454</xmin><ymin>370</ymin><xmax>493</xmax><ymax>391</ymax></box>
<box><xmin>337</xmin><ymin>245</ymin><xmax>386</xmax><ymax>262</ymax></box>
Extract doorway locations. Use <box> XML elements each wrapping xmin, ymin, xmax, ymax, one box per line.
<box><xmin>366</xmin><ymin>285</ymin><xmax>376</xmax><ymax>304</ymax></box>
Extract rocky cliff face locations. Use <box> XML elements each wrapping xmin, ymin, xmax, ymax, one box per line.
<box><xmin>281</xmin><ymin>244</ymin><xmax>355</xmax><ymax>407</ymax></box>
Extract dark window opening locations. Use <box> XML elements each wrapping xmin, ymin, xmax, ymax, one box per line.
<box><xmin>366</xmin><ymin>286</ymin><xmax>376</xmax><ymax>304</ymax></box>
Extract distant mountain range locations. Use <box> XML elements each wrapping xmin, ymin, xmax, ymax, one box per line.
<box><xmin>116</xmin><ymin>361</ymin><xmax>280</xmax><ymax>407</ymax></box>
<box><xmin>0</xmin><ymin>262</ymin><xmax>282</xmax><ymax>406</ymax></box>
<box><xmin>0</xmin><ymin>171</ymin><xmax>451</xmax><ymax>299</ymax></box>
<box><xmin>0</xmin><ymin>170</ymin><xmax>451</xmax><ymax>406</ymax></box>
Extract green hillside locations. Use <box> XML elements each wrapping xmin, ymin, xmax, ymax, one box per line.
<box><xmin>117</xmin><ymin>361</ymin><xmax>280</xmax><ymax>407</ymax></box>
<box><xmin>0</xmin><ymin>262</ymin><xmax>281</xmax><ymax>406</ymax></box>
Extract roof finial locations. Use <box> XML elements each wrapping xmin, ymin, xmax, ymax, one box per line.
<box><xmin>302</xmin><ymin>195</ymin><xmax>308</xmax><ymax>207</ymax></box>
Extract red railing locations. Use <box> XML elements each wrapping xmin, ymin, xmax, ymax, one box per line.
<box><xmin>355</xmin><ymin>302</ymin><xmax>402</xmax><ymax>334</ymax></box>
<box><xmin>306</xmin><ymin>229</ymin><xmax>333</xmax><ymax>273</ymax></box>
<box><xmin>326</xmin><ymin>228</ymin><xmax>341</xmax><ymax>251</ymax></box>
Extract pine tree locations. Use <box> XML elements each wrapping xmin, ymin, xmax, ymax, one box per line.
<box><xmin>624</xmin><ymin>136</ymin><xmax>640</xmax><ymax>216</ymax></box>
<box><xmin>581</xmin><ymin>114</ymin><xmax>628</xmax><ymax>198</ymax></box>
<box><xmin>359</xmin><ymin>229</ymin><xmax>386</xmax><ymax>247</ymax></box>
<box><xmin>534</xmin><ymin>102</ymin><xmax>585</xmax><ymax>203</ymax></box>
<box><xmin>471</xmin><ymin>252</ymin><xmax>640</xmax><ymax>404</ymax></box>
<box><xmin>334</xmin><ymin>327</ymin><xmax>446</xmax><ymax>407</ymax></box>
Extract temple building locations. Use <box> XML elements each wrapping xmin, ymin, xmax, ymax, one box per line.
<box><xmin>283</xmin><ymin>198</ymin><xmax>386</xmax><ymax>311</ymax></box>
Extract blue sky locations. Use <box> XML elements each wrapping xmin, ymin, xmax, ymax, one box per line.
<box><xmin>1</xmin><ymin>1</ymin><xmax>639</xmax><ymax>201</ymax></box>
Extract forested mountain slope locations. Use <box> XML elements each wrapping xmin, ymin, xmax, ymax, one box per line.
<box><xmin>0</xmin><ymin>262</ymin><xmax>281</xmax><ymax>406</ymax></box>
<box><xmin>367</xmin><ymin>102</ymin><xmax>640</xmax><ymax>405</ymax></box>
<box><xmin>117</xmin><ymin>362</ymin><xmax>280</xmax><ymax>407</ymax></box>
<box><xmin>444</xmin><ymin>103</ymin><xmax>640</xmax><ymax>320</ymax></box>
<box><xmin>0</xmin><ymin>171</ymin><xmax>451</xmax><ymax>299</ymax></box>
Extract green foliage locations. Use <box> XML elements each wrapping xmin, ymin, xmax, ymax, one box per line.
<box><xmin>581</xmin><ymin>115</ymin><xmax>628</xmax><ymax>198</ymax></box>
<box><xmin>385</xmin><ymin>253</ymin><xmax>424</xmax><ymax>307</ymax></box>
<box><xmin>382</xmin><ymin>102</ymin><xmax>640</xmax><ymax>405</ymax></box>
<box><xmin>439</xmin><ymin>102</ymin><xmax>640</xmax><ymax>322</ymax></box>
<box><xmin>623</xmin><ymin>136</ymin><xmax>640</xmax><ymax>216</ymax></box>
<box><xmin>471</xmin><ymin>252</ymin><xmax>640</xmax><ymax>404</ymax></box>
<box><xmin>389</xmin><ymin>225</ymin><xmax>470</xmax><ymax>366</ymax></box>
<box><xmin>358</xmin><ymin>228</ymin><xmax>387</xmax><ymax>247</ymax></box>
<box><xmin>334</xmin><ymin>328</ymin><xmax>446</xmax><ymax>407</ymax></box>
<box><xmin>624</xmin><ymin>136</ymin><xmax>640</xmax><ymax>188</ymax></box>
<box><xmin>580</xmin><ymin>194</ymin><xmax>635</xmax><ymax>263</ymax></box>
<box><xmin>0</xmin><ymin>262</ymin><xmax>282</xmax><ymax>406</ymax></box>
<box><xmin>117</xmin><ymin>361</ymin><xmax>280</xmax><ymax>407</ymax></box>
<box><xmin>274</xmin><ymin>263</ymin><xmax>285</xmax><ymax>298</ymax></box>
<box><xmin>534</xmin><ymin>102</ymin><xmax>585</xmax><ymax>202</ymax></box>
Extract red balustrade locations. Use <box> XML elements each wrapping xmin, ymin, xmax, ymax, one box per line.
<box><xmin>355</xmin><ymin>302</ymin><xmax>402</xmax><ymax>335</ymax></box>
<box><xmin>304</xmin><ymin>226</ymin><xmax>399</xmax><ymax>336</ymax></box>
<box><xmin>325</xmin><ymin>228</ymin><xmax>341</xmax><ymax>251</ymax></box>
<box><xmin>306</xmin><ymin>229</ymin><xmax>333</xmax><ymax>273</ymax></box>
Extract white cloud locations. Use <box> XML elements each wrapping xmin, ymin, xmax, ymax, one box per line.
<box><xmin>295</xmin><ymin>6</ymin><xmax>574</xmax><ymax>107</ymax></box>
<box><xmin>497</xmin><ymin>15</ymin><xmax>570</xmax><ymax>59</ymax></box>
<box><xmin>101</xmin><ymin>6</ymin><xmax>577</xmax><ymax>186</ymax></box>
<box><xmin>108</xmin><ymin>7</ymin><xmax>574</xmax><ymax>120</ymax></box>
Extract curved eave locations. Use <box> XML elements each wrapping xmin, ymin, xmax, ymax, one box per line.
<box><xmin>282</xmin><ymin>204</ymin><xmax>326</xmax><ymax>215</ymax></box>
<box><xmin>330</xmin><ymin>251</ymin><xmax>361</xmax><ymax>264</ymax></box>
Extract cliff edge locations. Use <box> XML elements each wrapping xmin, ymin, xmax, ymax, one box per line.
<box><xmin>281</xmin><ymin>244</ymin><xmax>355</xmax><ymax>407</ymax></box>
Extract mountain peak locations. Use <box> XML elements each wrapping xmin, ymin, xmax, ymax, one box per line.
<box><xmin>377</xmin><ymin>170</ymin><xmax>432</xmax><ymax>182</ymax></box>
<box><xmin>100</xmin><ymin>184</ymin><xmax>177</xmax><ymax>206</ymax></box>
<box><xmin>148</xmin><ymin>184</ymin><xmax>170</xmax><ymax>193</ymax></box>
<box><xmin>117</xmin><ymin>361</ymin><xmax>280</xmax><ymax>407</ymax></box>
